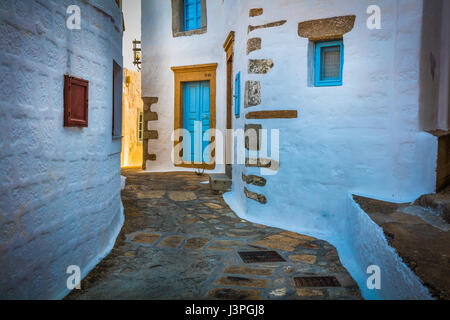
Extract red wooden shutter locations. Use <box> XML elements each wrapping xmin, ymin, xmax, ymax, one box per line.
<box><xmin>64</xmin><ymin>75</ymin><xmax>89</xmax><ymax>127</ymax></box>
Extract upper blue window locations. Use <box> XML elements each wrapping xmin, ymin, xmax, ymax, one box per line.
<box><xmin>234</xmin><ymin>72</ymin><xmax>241</xmax><ymax>118</ymax></box>
<box><xmin>314</xmin><ymin>40</ymin><xmax>344</xmax><ymax>87</ymax></box>
<box><xmin>184</xmin><ymin>0</ymin><xmax>201</xmax><ymax>31</ymax></box>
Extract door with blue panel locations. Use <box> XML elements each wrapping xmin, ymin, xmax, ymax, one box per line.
<box><xmin>183</xmin><ymin>81</ymin><xmax>210</xmax><ymax>163</ymax></box>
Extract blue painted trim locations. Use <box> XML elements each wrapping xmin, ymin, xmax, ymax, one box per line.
<box><xmin>314</xmin><ymin>40</ymin><xmax>344</xmax><ymax>87</ymax></box>
<box><xmin>183</xmin><ymin>81</ymin><xmax>210</xmax><ymax>163</ymax></box>
<box><xmin>234</xmin><ymin>72</ymin><xmax>241</xmax><ymax>118</ymax></box>
<box><xmin>184</xmin><ymin>0</ymin><xmax>201</xmax><ymax>31</ymax></box>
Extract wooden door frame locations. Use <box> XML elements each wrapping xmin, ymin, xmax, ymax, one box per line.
<box><xmin>223</xmin><ymin>31</ymin><xmax>235</xmax><ymax>177</ymax></box>
<box><xmin>171</xmin><ymin>63</ymin><xmax>217</xmax><ymax>170</ymax></box>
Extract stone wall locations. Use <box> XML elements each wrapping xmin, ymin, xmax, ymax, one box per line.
<box><xmin>121</xmin><ymin>69</ymin><xmax>143</xmax><ymax>168</ymax></box>
<box><xmin>0</xmin><ymin>0</ymin><xmax>124</xmax><ymax>299</ymax></box>
<box><xmin>142</xmin><ymin>97</ymin><xmax>159</xmax><ymax>170</ymax></box>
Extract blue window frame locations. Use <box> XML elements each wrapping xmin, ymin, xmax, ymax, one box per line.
<box><xmin>314</xmin><ymin>40</ymin><xmax>344</xmax><ymax>87</ymax></box>
<box><xmin>234</xmin><ymin>72</ymin><xmax>241</xmax><ymax>118</ymax></box>
<box><xmin>184</xmin><ymin>0</ymin><xmax>201</xmax><ymax>31</ymax></box>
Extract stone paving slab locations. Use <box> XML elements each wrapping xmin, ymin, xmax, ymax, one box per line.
<box><xmin>65</xmin><ymin>170</ymin><xmax>361</xmax><ymax>300</ymax></box>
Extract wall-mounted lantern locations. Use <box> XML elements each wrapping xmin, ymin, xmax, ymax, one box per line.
<box><xmin>133</xmin><ymin>39</ymin><xmax>142</xmax><ymax>71</ymax></box>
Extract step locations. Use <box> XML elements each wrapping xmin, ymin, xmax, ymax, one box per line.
<box><xmin>209</xmin><ymin>174</ymin><xmax>232</xmax><ymax>194</ymax></box>
<box><xmin>415</xmin><ymin>188</ymin><xmax>450</xmax><ymax>224</ymax></box>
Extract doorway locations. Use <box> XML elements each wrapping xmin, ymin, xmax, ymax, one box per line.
<box><xmin>171</xmin><ymin>63</ymin><xmax>217</xmax><ymax>170</ymax></box>
<box><xmin>224</xmin><ymin>31</ymin><xmax>235</xmax><ymax>178</ymax></box>
<box><xmin>183</xmin><ymin>81</ymin><xmax>211</xmax><ymax>163</ymax></box>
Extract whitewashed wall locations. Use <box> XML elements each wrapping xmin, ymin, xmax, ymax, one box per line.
<box><xmin>142</xmin><ymin>0</ymin><xmax>438</xmax><ymax>299</ymax></box>
<box><xmin>143</xmin><ymin>0</ymin><xmax>238</xmax><ymax>172</ymax></box>
<box><xmin>0</xmin><ymin>0</ymin><xmax>124</xmax><ymax>299</ymax></box>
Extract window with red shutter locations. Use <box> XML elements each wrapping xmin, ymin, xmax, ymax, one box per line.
<box><xmin>64</xmin><ymin>75</ymin><xmax>89</xmax><ymax>127</ymax></box>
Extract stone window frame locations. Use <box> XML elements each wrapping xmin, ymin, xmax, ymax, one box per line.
<box><xmin>297</xmin><ymin>15</ymin><xmax>355</xmax><ymax>87</ymax></box>
<box><xmin>171</xmin><ymin>0</ymin><xmax>207</xmax><ymax>37</ymax></box>
<box><xmin>171</xmin><ymin>63</ymin><xmax>218</xmax><ymax>170</ymax></box>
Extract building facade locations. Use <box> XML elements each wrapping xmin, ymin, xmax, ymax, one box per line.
<box><xmin>0</xmin><ymin>0</ymin><xmax>124</xmax><ymax>299</ymax></box>
<box><xmin>141</xmin><ymin>0</ymin><xmax>450</xmax><ymax>299</ymax></box>
<box><xmin>121</xmin><ymin>68</ymin><xmax>144</xmax><ymax>168</ymax></box>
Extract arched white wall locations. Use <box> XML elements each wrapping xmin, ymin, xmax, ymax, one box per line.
<box><xmin>0</xmin><ymin>0</ymin><xmax>124</xmax><ymax>299</ymax></box>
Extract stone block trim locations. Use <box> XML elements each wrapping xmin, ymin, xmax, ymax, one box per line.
<box><xmin>242</xmin><ymin>174</ymin><xmax>267</xmax><ymax>187</ymax></box>
<box><xmin>246</xmin><ymin>158</ymin><xmax>279</xmax><ymax>171</ymax></box>
<box><xmin>245</xmin><ymin>124</ymin><xmax>262</xmax><ymax>151</ymax></box>
<box><xmin>248</xmin><ymin>20</ymin><xmax>287</xmax><ymax>33</ymax></box>
<box><xmin>249</xmin><ymin>8</ymin><xmax>263</xmax><ymax>17</ymax></box>
<box><xmin>143</xmin><ymin>97</ymin><xmax>159</xmax><ymax>121</ymax></box>
<box><xmin>245</xmin><ymin>81</ymin><xmax>261</xmax><ymax>107</ymax></box>
<box><xmin>144</xmin><ymin>111</ymin><xmax>158</xmax><ymax>121</ymax></box>
<box><xmin>142</xmin><ymin>97</ymin><xmax>159</xmax><ymax>169</ymax></box>
<box><xmin>244</xmin><ymin>187</ymin><xmax>267</xmax><ymax>204</ymax></box>
<box><xmin>298</xmin><ymin>15</ymin><xmax>356</xmax><ymax>41</ymax></box>
<box><xmin>144</xmin><ymin>130</ymin><xmax>159</xmax><ymax>140</ymax></box>
<box><xmin>246</xmin><ymin>110</ymin><xmax>298</xmax><ymax>119</ymax></box>
<box><xmin>247</xmin><ymin>38</ymin><xmax>262</xmax><ymax>55</ymax></box>
<box><xmin>248</xmin><ymin>59</ymin><xmax>274</xmax><ymax>74</ymax></box>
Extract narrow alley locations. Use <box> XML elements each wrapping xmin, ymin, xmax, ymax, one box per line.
<box><xmin>66</xmin><ymin>170</ymin><xmax>361</xmax><ymax>300</ymax></box>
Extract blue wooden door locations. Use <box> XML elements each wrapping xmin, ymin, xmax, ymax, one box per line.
<box><xmin>183</xmin><ymin>81</ymin><xmax>210</xmax><ymax>163</ymax></box>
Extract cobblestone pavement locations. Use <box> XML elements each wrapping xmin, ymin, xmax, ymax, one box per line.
<box><xmin>66</xmin><ymin>170</ymin><xmax>361</xmax><ymax>300</ymax></box>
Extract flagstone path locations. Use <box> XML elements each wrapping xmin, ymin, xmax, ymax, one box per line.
<box><xmin>65</xmin><ymin>169</ymin><xmax>361</xmax><ymax>300</ymax></box>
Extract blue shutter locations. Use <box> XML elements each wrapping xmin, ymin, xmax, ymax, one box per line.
<box><xmin>184</xmin><ymin>0</ymin><xmax>201</xmax><ymax>31</ymax></box>
<box><xmin>314</xmin><ymin>40</ymin><xmax>344</xmax><ymax>87</ymax></box>
<box><xmin>183</xmin><ymin>81</ymin><xmax>210</xmax><ymax>163</ymax></box>
<box><xmin>234</xmin><ymin>72</ymin><xmax>241</xmax><ymax>118</ymax></box>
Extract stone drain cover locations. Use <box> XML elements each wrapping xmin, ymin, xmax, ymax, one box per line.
<box><xmin>294</xmin><ymin>276</ymin><xmax>341</xmax><ymax>288</ymax></box>
<box><xmin>238</xmin><ymin>251</ymin><xmax>286</xmax><ymax>263</ymax></box>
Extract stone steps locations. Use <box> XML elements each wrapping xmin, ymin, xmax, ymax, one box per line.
<box><xmin>209</xmin><ymin>174</ymin><xmax>232</xmax><ymax>194</ymax></box>
<box><xmin>414</xmin><ymin>188</ymin><xmax>450</xmax><ymax>224</ymax></box>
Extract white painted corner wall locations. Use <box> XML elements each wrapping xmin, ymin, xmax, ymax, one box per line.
<box><xmin>141</xmin><ymin>0</ymin><xmax>439</xmax><ymax>299</ymax></box>
<box><xmin>0</xmin><ymin>0</ymin><xmax>124</xmax><ymax>299</ymax></box>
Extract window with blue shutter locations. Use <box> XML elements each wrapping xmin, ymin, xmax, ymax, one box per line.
<box><xmin>314</xmin><ymin>40</ymin><xmax>344</xmax><ymax>87</ymax></box>
<box><xmin>234</xmin><ymin>72</ymin><xmax>241</xmax><ymax>118</ymax></box>
<box><xmin>184</xmin><ymin>0</ymin><xmax>201</xmax><ymax>31</ymax></box>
